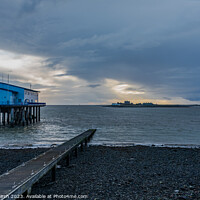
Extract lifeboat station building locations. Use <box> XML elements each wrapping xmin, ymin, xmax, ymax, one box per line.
<box><xmin>0</xmin><ymin>82</ymin><xmax>46</xmax><ymax>126</ymax></box>
<box><xmin>0</xmin><ymin>82</ymin><xmax>39</xmax><ymax>105</ymax></box>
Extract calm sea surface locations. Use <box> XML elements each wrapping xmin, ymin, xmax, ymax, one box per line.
<box><xmin>0</xmin><ymin>105</ymin><xmax>200</xmax><ymax>148</ymax></box>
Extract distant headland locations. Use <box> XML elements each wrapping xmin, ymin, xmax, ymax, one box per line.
<box><xmin>105</xmin><ymin>101</ymin><xmax>200</xmax><ymax>108</ymax></box>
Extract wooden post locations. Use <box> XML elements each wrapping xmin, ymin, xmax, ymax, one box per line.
<box><xmin>14</xmin><ymin>108</ymin><xmax>18</xmax><ymax>125</ymax></box>
<box><xmin>7</xmin><ymin>110</ymin><xmax>10</xmax><ymax>124</ymax></box>
<box><xmin>2</xmin><ymin>112</ymin><xmax>5</xmax><ymax>126</ymax></box>
<box><xmin>22</xmin><ymin>190</ymin><xmax>28</xmax><ymax>199</ymax></box>
<box><xmin>85</xmin><ymin>138</ymin><xmax>88</xmax><ymax>147</ymax></box>
<box><xmin>25</xmin><ymin>107</ymin><xmax>29</xmax><ymax>125</ymax></box>
<box><xmin>29</xmin><ymin>107</ymin><xmax>32</xmax><ymax>124</ymax></box>
<box><xmin>81</xmin><ymin>143</ymin><xmax>83</xmax><ymax>151</ymax></box>
<box><xmin>51</xmin><ymin>166</ymin><xmax>56</xmax><ymax>182</ymax></box>
<box><xmin>33</xmin><ymin>107</ymin><xmax>35</xmax><ymax>123</ymax></box>
<box><xmin>18</xmin><ymin>108</ymin><xmax>22</xmax><ymax>125</ymax></box>
<box><xmin>66</xmin><ymin>155</ymin><xmax>70</xmax><ymax>166</ymax></box>
<box><xmin>75</xmin><ymin>148</ymin><xmax>78</xmax><ymax>158</ymax></box>
<box><xmin>36</xmin><ymin>107</ymin><xmax>38</xmax><ymax>122</ymax></box>
<box><xmin>38</xmin><ymin>107</ymin><xmax>40</xmax><ymax>121</ymax></box>
<box><xmin>10</xmin><ymin>108</ymin><xmax>14</xmax><ymax>127</ymax></box>
<box><xmin>22</xmin><ymin>107</ymin><xmax>25</xmax><ymax>126</ymax></box>
<box><xmin>22</xmin><ymin>187</ymin><xmax>32</xmax><ymax>199</ymax></box>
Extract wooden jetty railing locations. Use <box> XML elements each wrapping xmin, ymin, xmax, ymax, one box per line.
<box><xmin>0</xmin><ymin>129</ymin><xmax>96</xmax><ymax>200</ymax></box>
<box><xmin>0</xmin><ymin>103</ymin><xmax>46</xmax><ymax>126</ymax></box>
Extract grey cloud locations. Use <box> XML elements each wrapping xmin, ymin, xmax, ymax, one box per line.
<box><xmin>54</xmin><ymin>74</ymin><xmax>68</xmax><ymax>77</ymax></box>
<box><xmin>31</xmin><ymin>83</ymin><xmax>58</xmax><ymax>90</ymax></box>
<box><xmin>186</xmin><ymin>97</ymin><xmax>200</xmax><ymax>101</ymax></box>
<box><xmin>125</xmin><ymin>87</ymin><xmax>145</xmax><ymax>92</ymax></box>
<box><xmin>54</xmin><ymin>70</ymin><xmax>88</xmax><ymax>77</ymax></box>
<box><xmin>19</xmin><ymin>0</ymin><xmax>41</xmax><ymax>15</ymax></box>
<box><xmin>87</xmin><ymin>84</ymin><xmax>101</xmax><ymax>88</ymax></box>
<box><xmin>163</xmin><ymin>97</ymin><xmax>172</xmax><ymax>100</ymax></box>
<box><xmin>43</xmin><ymin>57</ymin><xmax>64</xmax><ymax>69</ymax></box>
<box><xmin>0</xmin><ymin>0</ymin><xmax>200</xmax><ymax>103</ymax></box>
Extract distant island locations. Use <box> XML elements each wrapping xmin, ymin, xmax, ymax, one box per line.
<box><xmin>105</xmin><ymin>101</ymin><xmax>200</xmax><ymax>108</ymax></box>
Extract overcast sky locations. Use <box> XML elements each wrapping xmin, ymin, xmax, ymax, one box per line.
<box><xmin>0</xmin><ymin>0</ymin><xmax>200</xmax><ymax>105</ymax></box>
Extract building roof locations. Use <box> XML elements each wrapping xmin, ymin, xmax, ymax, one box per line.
<box><xmin>0</xmin><ymin>82</ymin><xmax>39</xmax><ymax>93</ymax></box>
<box><xmin>0</xmin><ymin>88</ymin><xmax>18</xmax><ymax>93</ymax></box>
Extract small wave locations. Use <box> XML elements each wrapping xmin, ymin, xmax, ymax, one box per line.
<box><xmin>0</xmin><ymin>143</ymin><xmax>52</xmax><ymax>149</ymax></box>
<box><xmin>89</xmin><ymin>142</ymin><xmax>200</xmax><ymax>149</ymax></box>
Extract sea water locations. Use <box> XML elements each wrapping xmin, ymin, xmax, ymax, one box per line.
<box><xmin>0</xmin><ymin>105</ymin><xmax>200</xmax><ymax>148</ymax></box>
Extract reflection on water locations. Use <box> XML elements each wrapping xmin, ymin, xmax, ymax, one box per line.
<box><xmin>0</xmin><ymin>105</ymin><xmax>200</xmax><ymax>148</ymax></box>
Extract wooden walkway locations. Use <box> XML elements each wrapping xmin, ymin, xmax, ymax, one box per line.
<box><xmin>0</xmin><ymin>129</ymin><xmax>96</xmax><ymax>200</ymax></box>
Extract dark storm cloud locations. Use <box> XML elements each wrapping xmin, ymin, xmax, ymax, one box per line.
<box><xmin>19</xmin><ymin>0</ymin><xmax>41</xmax><ymax>15</ymax></box>
<box><xmin>44</xmin><ymin>57</ymin><xmax>65</xmax><ymax>69</ymax></box>
<box><xmin>0</xmin><ymin>0</ymin><xmax>200</xmax><ymax>102</ymax></box>
<box><xmin>87</xmin><ymin>84</ymin><xmax>101</xmax><ymax>88</ymax></box>
<box><xmin>54</xmin><ymin>74</ymin><xmax>68</xmax><ymax>77</ymax></box>
<box><xmin>163</xmin><ymin>97</ymin><xmax>172</xmax><ymax>100</ymax></box>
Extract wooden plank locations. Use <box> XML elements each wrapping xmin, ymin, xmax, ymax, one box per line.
<box><xmin>0</xmin><ymin>129</ymin><xmax>96</xmax><ymax>200</ymax></box>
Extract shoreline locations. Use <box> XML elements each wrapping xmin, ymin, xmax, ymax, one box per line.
<box><xmin>0</xmin><ymin>146</ymin><xmax>200</xmax><ymax>199</ymax></box>
<box><xmin>0</xmin><ymin>143</ymin><xmax>200</xmax><ymax>150</ymax></box>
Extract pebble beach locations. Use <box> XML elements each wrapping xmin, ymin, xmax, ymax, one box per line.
<box><xmin>0</xmin><ymin>146</ymin><xmax>200</xmax><ymax>200</ymax></box>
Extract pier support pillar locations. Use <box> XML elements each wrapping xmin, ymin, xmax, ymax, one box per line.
<box><xmin>75</xmin><ymin>148</ymin><xmax>78</xmax><ymax>158</ymax></box>
<box><xmin>38</xmin><ymin>107</ymin><xmax>41</xmax><ymax>121</ymax></box>
<box><xmin>33</xmin><ymin>107</ymin><xmax>35</xmax><ymax>123</ymax></box>
<box><xmin>66</xmin><ymin>155</ymin><xmax>70</xmax><ymax>166</ymax></box>
<box><xmin>36</xmin><ymin>107</ymin><xmax>38</xmax><ymax>122</ymax></box>
<box><xmin>25</xmin><ymin>107</ymin><xmax>29</xmax><ymax>125</ymax></box>
<box><xmin>85</xmin><ymin>139</ymin><xmax>88</xmax><ymax>147</ymax></box>
<box><xmin>22</xmin><ymin>187</ymin><xmax>32</xmax><ymax>199</ymax></box>
<box><xmin>7</xmin><ymin>110</ymin><xmax>10</xmax><ymax>124</ymax></box>
<box><xmin>2</xmin><ymin>112</ymin><xmax>5</xmax><ymax>126</ymax></box>
<box><xmin>81</xmin><ymin>143</ymin><xmax>84</xmax><ymax>151</ymax></box>
<box><xmin>10</xmin><ymin>108</ymin><xmax>14</xmax><ymax>127</ymax></box>
<box><xmin>0</xmin><ymin>105</ymin><xmax>44</xmax><ymax>127</ymax></box>
<box><xmin>22</xmin><ymin>107</ymin><xmax>25</xmax><ymax>126</ymax></box>
<box><xmin>51</xmin><ymin>166</ymin><xmax>56</xmax><ymax>182</ymax></box>
<box><xmin>29</xmin><ymin>107</ymin><xmax>32</xmax><ymax>124</ymax></box>
<box><xmin>14</xmin><ymin>108</ymin><xmax>18</xmax><ymax>125</ymax></box>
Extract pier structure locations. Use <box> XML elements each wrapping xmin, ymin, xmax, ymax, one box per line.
<box><xmin>0</xmin><ymin>103</ymin><xmax>46</xmax><ymax>126</ymax></box>
<box><xmin>0</xmin><ymin>81</ymin><xmax>46</xmax><ymax>126</ymax></box>
<box><xmin>0</xmin><ymin>129</ymin><xmax>96</xmax><ymax>200</ymax></box>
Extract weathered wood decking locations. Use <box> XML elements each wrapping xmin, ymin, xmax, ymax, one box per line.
<box><xmin>0</xmin><ymin>129</ymin><xmax>96</xmax><ymax>200</ymax></box>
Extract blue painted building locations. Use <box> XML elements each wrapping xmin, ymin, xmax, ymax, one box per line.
<box><xmin>0</xmin><ymin>82</ymin><xmax>39</xmax><ymax>105</ymax></box>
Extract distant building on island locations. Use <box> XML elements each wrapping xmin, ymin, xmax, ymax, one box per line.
<box><xmin>0</xmin><ymin>82</ymin><xmax>39</xmax><ymax>105</ymax></box>
<box><xmin>142</xmin><ymin>102</ymin><xmax>154</xmax><ymax>106</ymax></box>
<box><xmin>112</xmin><ymin>103</ymin><xmax>121</xmax><ymax>106</ymax></box>
<box><xmin>111</xmin><ymin>101</ymin><xmax>155</xmax><ymax>107</ymax></box>
<box><xmin>109</xmin><ymin>100</ymin><xmax>198</xmax><ymax>108</ymax></box>
<box><xmin>124</xmin><ymin>101</ymin><xmax>131</xmax><ymax>105</ymax></box>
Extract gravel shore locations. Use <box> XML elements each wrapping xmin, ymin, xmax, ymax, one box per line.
<box><xmin>1</xmin><ymin>146</ymin><xmax>200</xmax><ymax>200</ymax></box>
